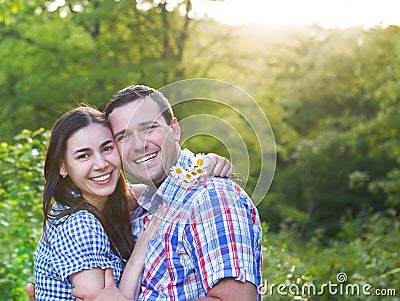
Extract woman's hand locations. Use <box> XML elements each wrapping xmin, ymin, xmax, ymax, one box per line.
<box><xmin>203</xmin><ymin>153</ymin><xmax>233</xmax><ymax>181</ymax></box>
<box><xmin>118</xmin><ymin>204</ymin><xmax>167</xmax><ymax>299</ymax></box>
<box><xmin>129</xmin><ymin>204</ymin><xmax>166</xmax><ymax>266</ymax></box>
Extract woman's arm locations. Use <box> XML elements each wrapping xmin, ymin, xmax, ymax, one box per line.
<box><xmin>71</xmin><ymin>268</ymin><xmax>107</xmax><ymax>301</ymax></box>
<box><xmin>118</xmin><ymin>204</ymin><xmax>166</xmax><ymax>299</ymax></box>
<box><xmin>71</xmin><ymin>205</ymin><xmax>164</xmax><ymax>300</ymax></box>
<box><xmin>203</xmin><ymin>153</ymin><xmax>233</xmax><ymax>179</ymax></box>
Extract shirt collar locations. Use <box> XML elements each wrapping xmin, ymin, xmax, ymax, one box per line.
<box><xmin>138</xmin><ymin>149</ymin><xmax>195</xmax><ymax>211</ymax></box>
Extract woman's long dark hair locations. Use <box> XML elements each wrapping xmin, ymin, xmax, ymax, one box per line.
<box><xmin>43</xmin><ymin>106</ymin><xmax>134</xmax><ymax>261</ymax></box>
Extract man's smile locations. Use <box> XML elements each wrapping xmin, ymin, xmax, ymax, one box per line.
<box><xmin>135</xmin><ymin>152</ymin><xmax>157</xmax><ymax>164</ymax></box>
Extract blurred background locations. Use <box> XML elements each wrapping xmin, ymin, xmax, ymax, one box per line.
<box><xmin>0</xmin><ymin>0</ymin><xmax>399</xmax><ymax>300</ymax></box>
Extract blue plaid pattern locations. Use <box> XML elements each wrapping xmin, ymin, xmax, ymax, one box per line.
<box><xmin>132</xmin><ymin>149</ymin><xmax>263</xmax><ymax>301</ymax></box>
<box><xmin>34</xmin><ymin>203</ymin><xmax>124</xmax><ymax>300</ymax></box>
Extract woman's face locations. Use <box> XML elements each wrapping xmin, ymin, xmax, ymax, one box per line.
<box><xmin>59</xmin><ymin>123</ymin><xmax>121</xmax><ymax>211</ymax></box>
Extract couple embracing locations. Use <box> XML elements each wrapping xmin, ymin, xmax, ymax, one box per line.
<box><xmin>29</xmin><ymin>85</ymin><xmax>263</xmax><ymax>301</ymax></box>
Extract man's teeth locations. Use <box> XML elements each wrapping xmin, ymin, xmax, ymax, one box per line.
<box><xmin>135</xmin><ymin>153</ymin><xmax>156</xmax><ymax>164</ymax></box>
<box><xmin>92</xmin><ymin>173</ymin><xmax>111</xmax><ymax>182</ymax></box>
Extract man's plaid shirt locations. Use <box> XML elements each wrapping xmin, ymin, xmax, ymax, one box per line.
<box><xmin>131</xmin><ymin>149</ymin><xmax>263</xmax><ymax>301</ymax></box>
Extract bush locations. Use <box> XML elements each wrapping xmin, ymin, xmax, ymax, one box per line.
<box><xmin>1</xmin><ymin>129</ymin><xmax>399</xmax><ymax>301</ymax></box>
<box><xmin>262</xmin><ymin>209</ymin><xmax>400</xmax><ymax>300</ymax></box>
<box><xmin>0</xmin><ymin>128</ymin><xmax>48</xmax><ymax>300</ymax></box>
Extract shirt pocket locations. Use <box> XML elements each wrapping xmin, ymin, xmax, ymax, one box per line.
<box><xmin>143</xmin><ymin>238</ymin><xmax>170</xmax><ymax>291</ymax></box>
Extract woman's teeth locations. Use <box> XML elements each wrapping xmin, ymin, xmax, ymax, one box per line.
<box><xmin>92</xmin><ymin>173</ymin><xmax>111</xmax><ymax>182</ymax></box>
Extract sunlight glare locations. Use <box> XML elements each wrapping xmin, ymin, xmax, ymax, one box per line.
<box><xmin>193</xmin><ymin>0</ymin><xmax>400</xmax><ymax>29</ymax></box>
<box><xmin>46</xmin><ymin>0</ymin><xmax>66</xmax><ymax>13</ymax></box>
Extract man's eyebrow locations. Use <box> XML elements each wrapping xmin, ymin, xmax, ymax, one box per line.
<box><xmin>113</xmin><ymin>120</ymin><xmax>162</xmax><ymax>138</ymax></box>
<box><xmin>113</xmin><ymin>129</ymin><xmax>126</xmax><ymax>139</ymax></box>
<box><xmin>138</xmin><ymin>120</ymin><xmax>160</xmax><ymax>127</ymax></box>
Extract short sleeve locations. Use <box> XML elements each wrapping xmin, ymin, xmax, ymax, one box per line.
<box><xmin>49</xmin><ymin>210</ymin><xmax>123</xmax><ymax>282</ymax></box>
<box><xmin>184</xmin><ymin>182</ymin><xmax>262</xmax><ymax>292</ymax></box>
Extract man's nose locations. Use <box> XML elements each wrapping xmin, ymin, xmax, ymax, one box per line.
<box><xmin>131</xmin><ymin>131</ymin><xmax>147</xmax><ymax>151</ymax></box>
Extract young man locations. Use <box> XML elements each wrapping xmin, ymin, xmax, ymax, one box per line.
<box><xmin>28</xmin><ymin>85</ymin><xmax>262</xmax><ymax>301</ymax></box>
<box><xmin>79</xmin><ymin>85</ymin><xmax>262</xmax><ymax>300</ymax></box>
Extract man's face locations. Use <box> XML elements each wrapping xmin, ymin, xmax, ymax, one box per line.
<box><xmin>108</xmin><ymin>99</ymin><xmax>181</xmax><ymax>187</ymax></box>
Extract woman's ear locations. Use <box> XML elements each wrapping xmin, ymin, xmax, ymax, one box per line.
<box><xmin>59</xmin><ymin>162</ymin><xmax>68</xmax><ymax>178</ymax></box>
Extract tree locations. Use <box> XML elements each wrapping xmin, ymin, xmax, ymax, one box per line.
<box><xmin>260</xmin><ymin>25</ymin><xmax>400</xmax><ymax>234</ymax></box>
<box><xmin>0</xmin><ymin>0</ymin><xmax>234</xmax><ymax>140</ymax></box>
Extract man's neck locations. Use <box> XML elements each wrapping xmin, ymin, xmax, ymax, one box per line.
<box><xmin>147</xmin><ymin>148</ymin><xmax>182</xmax><ymax>192</ymax></box>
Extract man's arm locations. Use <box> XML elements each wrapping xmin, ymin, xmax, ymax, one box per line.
<box><xmin>71</xmin><ymin>272</ymin><xmax>257</xmax><ymax>301</ymax></box>
<box><xmin>72</xmin><ymin>268</ymin><xmax>132</xmax><ymax>301</ymax></box>
<box><xmin>200</xmin><ymin>278</ymin><xmax>257</xmax><ymax>301</ymax></box>
<box><xmin>25</xmin><ymin>270</ymin><xmax>132</xmax><ymax>301</ymax></box>
<box><xmin>186</xmin><ymin>183</ymin><xmax>262</xmax><ymax>301</ymax></box>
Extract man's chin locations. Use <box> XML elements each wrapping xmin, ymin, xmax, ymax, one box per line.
<box><xmin>131</xmin><ymin>173</ymin><xmax>161</xmax><ymax>187</ymax></box>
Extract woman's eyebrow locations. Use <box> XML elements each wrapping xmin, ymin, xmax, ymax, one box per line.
<box><xmin>101</xmin><ymin>139</ymin><xmax>114</xmax><ymax>147</ymax></box>
<box><xmin>72</xmin><ymin>140</ymin><xmax>113</xmax><ymax>155</ymax></box>
<box><xmin>73</xmin><ymin>147</ymin><xmax>90</xmax><ymax>155</ymax></box>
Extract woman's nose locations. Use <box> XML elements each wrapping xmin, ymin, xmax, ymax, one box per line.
<box><xmin>93</xmin><ymin>153</ymin><xmax>108</xmax><ymax>169</ymax></box>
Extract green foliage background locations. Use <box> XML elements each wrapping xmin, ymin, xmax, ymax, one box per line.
<box><xmin>0</xmin><ymin>129</ymin><xmax>47</xmax><ymax>299</ymax></box>
<box><xmin>1</xmin><ymin>1</ymin><xmax>399</xmax><ymax>300</ymax></box>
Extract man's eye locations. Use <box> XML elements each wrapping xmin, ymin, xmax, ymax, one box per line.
<box><xmin>117</xmin><ymin>134</ymin><xmax>128</xmax><ymax>142</ymax></box>
<box><xmin>145</xmin><ymin>125</ymin><xmax>157</xmax><ymax>132</ymax></box>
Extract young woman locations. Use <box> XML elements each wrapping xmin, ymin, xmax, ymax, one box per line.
<box><xmin>33</xmin><ymin>106</ymin><xmax>232</xmax><ymax>300</ymax></box>
<box><xmin>34</xmin><ymin>106</ymin><xmax>152</xmax><ymax>300</ymax></box>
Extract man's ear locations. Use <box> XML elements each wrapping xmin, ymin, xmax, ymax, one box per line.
<box><xmin>59</xmin><ymin>161</ymin><xmax>68</xmax><ymax>178</ymax></box>
<box><xmin>171</xmin><ymin>117</ymin><xmax>181</xmax><ymax>141</ymax></box>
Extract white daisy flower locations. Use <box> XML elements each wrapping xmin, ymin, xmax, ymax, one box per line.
<box><xmin>170</xmin><ymin>153</ymin><xmax>208</xmax><ymax>187</ymax></box>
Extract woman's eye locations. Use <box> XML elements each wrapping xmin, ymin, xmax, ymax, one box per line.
<box><xmin>77</xmin><ymin>154</ymin><xmax>89</xmax><ymax>160</ymax></box>
<box><xmin>103</xmin><ymin>146</ymin><xmax>113</xmax><ymax>152</ymax></box>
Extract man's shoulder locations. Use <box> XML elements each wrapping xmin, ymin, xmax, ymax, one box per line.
<box><xmin>186</xmin><ymin>176</ymin><xmax>253</xmax><ymax>208</ymax></box>
<box><xmin>183</xmin><ymin>177</ymin><xmax>261</xmax><ymax>229</ymax></box>
<box><xmin>200</xmin><ymin>176</ymin><xmax>248</xmax><ymax>196</ymax></box>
